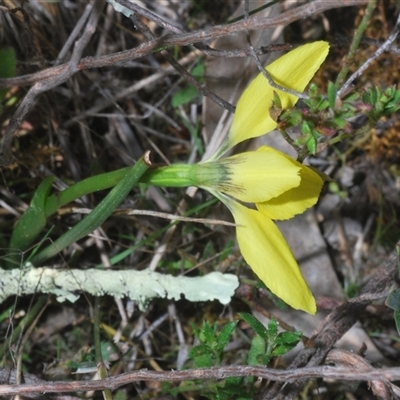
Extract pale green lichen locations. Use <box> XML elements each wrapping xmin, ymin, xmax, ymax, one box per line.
<box><xmin>0</xmin><ymin>267</ymin><xmax>239</xmax><ymax>309</ymax></box>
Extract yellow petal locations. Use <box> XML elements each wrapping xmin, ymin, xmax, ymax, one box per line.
<box><xmin>225</xmin><ymin>198</ymin><xmax>316</xmax><ymax>314</ymax></box>
<box><xmin>214</xmin><ymin>146</ymin><xmax>301</xmax><ymax>203</ymax></box>
<box><xmin>229</xmin><ymin>41</ymin><xmax>329</xmax><ymax>148</ymax></box>
<box><xmin>257</xmin><ymin>163</ymin><xmax>324</xmax><ymax>220</ymax></box>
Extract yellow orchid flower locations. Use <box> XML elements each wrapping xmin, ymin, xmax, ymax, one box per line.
<box><xmin>143</xmin><ymin>41</ymin><xmax>329</xmax><ymax>313</ymax></box>
<box><xmin>144</xmin><ymin>145</ymin><xmax>324</xmax><ymax>313</ymax></box>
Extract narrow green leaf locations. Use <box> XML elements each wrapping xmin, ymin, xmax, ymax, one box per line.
<box><xmin>200</xmin><ymin>321</ymin><xmax>217</xmax><ymax>345</ymax></box>
<box><xmin>171</xmin><ymin>85</ymin><xmax>198</xmax><ymax>107</ymax></box>
<box><xmin>301</xmin><ymin>121</ymin><xmax>312</xmax><ymax>135</ymax></box>
<box><xmin>308</xmin><ymin>82</ymin><xmax>318</xmax><ymax>97</ymax></box>
<box><xmin>9</xmin><ymin>176</ymin><xmax>55</xmax><ymax>259</ymax></box>
<box><xmin>44</xmin><ymin>167</ymin><xmax>130</xmax><ymax>217</ymax></box>
<box><xmin>190</xmin><ymin>321</ymin><xmax>201</xmax><ymax>339</ymax></box>
<box><xmin>30</xmin><ymin>156</ymin><xmax>150</xmax><ymax>266</ymax></box>
<box><xmin>306</xmin><ymin>136</ymin><xmax>317</xmax><ymax>154</ymax></box>
<box><xmin>239</xmin><ymin>312</ymin><xmax>268</xmax><ymax>339</ymax></box>
<box><xmin>316</xmin><ymin>98</ymin><xmax>330</xmax><ymax>111</ymax></box>
<box><xmin>267</xmin><ymin>318</ymin><xmax>278</xmax><ymax>338</ymax></box>
<box><xmin>394</xmin><ymin>310</ymin><xmax>400</xmax><ymax>336</ymax></box>
<box><xmin>272</xmin><ymin>344</ymin><xmax>293</xmax><ymax>356</ymax></box>
<box><xmin>272</xmin><ymin>332</ymin><xmax>301</xmax><ymax>356</ymax></box>
<box><xmin>216</xmin><ymin>321</ymin><xmax>238</xmax><ymax>350</ymax></box>
<box><xmin>327</xmin><ymin>81</ymin><xmax>337</xmax><ymax>109</ymax></box>
<box><xmin>0</xmin><ymin>47</ymin><xmax>16</xmax><ymax>112</ymax></box>
<box><xmin>247</xmin><ymin>334</ymin><xmax>266</xmax><ymax>366</ymax></box>
<box><xmin>275</xmin><ymin>331</ymin><xmax>302</xmax><ymax>345</ymax></box>
<box><xmin>188</xmin><ymin>343</ymin><xmax>214</xmax><ymax>368</ymax></box>
<box><xmin>188</xmin><ymin>344</ymin><xmax>213</xmax><ymax>359</ymax></box>
<box><xmin>386</xmin><ymin>289</ymin><xmax>400</xmax><ymax>310</ymax></box>
<box><xmin>191</xmin><ymin>62</ymin><xmax>204</xmax><ymax>82</ymax></box>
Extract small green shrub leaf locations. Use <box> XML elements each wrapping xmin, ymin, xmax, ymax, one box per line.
<box><xmin>216</xmin><ymin>321</ymin><xmax>238</xmax><ymax>350</ymax></box>
<box><xmin>239</xmin><ymin>312</ymin><xmax>268</xmax><ymax>339</ymax></box>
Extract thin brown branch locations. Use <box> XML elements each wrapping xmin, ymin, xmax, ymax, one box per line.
<box><xmin>243</xmin><ymin>0</ymin><xmax>308</xmax><ymax>101</ymax></box>
<box><xmin>129</xmin><ymin>11</ymin><xmax>234</xmax><ymax>113</ymax></box>
<box><xmin>326</xmin><ymin>349</ymin><xmax>400</xmax><ymax>398</ymax></box>
<box><xmin>1</xmin><ymin>363</ymin><xmax>400</xmax><ymax>396</ymax></box>
<box><xmin>0</xmin><ymin>0</ymin><xmax>368</xmax><ymax>90</ymax></box>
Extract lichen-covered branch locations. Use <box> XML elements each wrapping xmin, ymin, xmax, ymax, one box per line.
<box><xmin>0</xmin><ymin>267</ymin><xmax>239</xmax><ymax>307</ymax></box>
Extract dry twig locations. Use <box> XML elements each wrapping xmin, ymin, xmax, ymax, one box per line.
<box><xmin>1</xmin><ymin>363</ymin><xmax>400</xmax><ymax>396</ymax></box>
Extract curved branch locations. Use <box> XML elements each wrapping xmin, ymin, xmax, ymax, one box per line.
<box><xmin>0</xmin><ymin>363</ymin><xmax>399</xmax><ymax>396</ymax></box>
<box><xmin>0</xmin><ymin>0</ymin><xmax>368</xmax><ymax>89</ymax></box>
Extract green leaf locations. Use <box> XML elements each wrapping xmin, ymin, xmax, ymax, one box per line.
<box><xmin>239</xmin><ymin>312</ymin><xmax>268</xmax><ymax>339</ymax></box>
<box><xmin>30</xmin><ymin>156</ymin><xmax>150</xmax><ymax>265</ymax></box>
<box><xmin>272</xmin><ymin>344</ymin><xmax>293</xmax><ymax>356</ymax></box>
<box><xmin>188</xmin><ymin>344</ymin><xmax>214</xmax><ymax>368</ymax></box>
<box><xmin>342</xmin><ymin>92</ymin><xmax>360</xmax><ymax>102</ymax></box>
<box><xmin>9</xmin><ymin>176</ymin><xmax>55</xmax><ymax>261</ymax></box>
<box><xmin>394</xmin><ymin>310</ymin><xmax>400</xmax><ymax>336</ymax></box>
<box><xmin>171</xmin><ymin>85</ymin><xmax>199</xmax><ymax>107</ymax></box>
<box><xmin>308</xmin><ymin>82</ymin><xmax>318</xmax><ymax>97</ymax></box>
<box><xmin>171</xmin><ymin>61</ymin><xmax>204</xmax><ymax>107</ymax></box>
<box><xmin>216</xmin><ymin>321</ymin><xmax>238</xmax><ymax>350</ymax></box>
<box><xmin>0</xmin><ymin>47</ymin><xmax>16</xmax><ymax>79</ymax></box>
<box><xmin>275</xmin><ymin>331</ymin><xmax>302</xmax><ymax>345</ymax></box>
<box><xmin>191</xmin><ymin>321</ymin><xmax>201</xmax><ymax>338</ymax></box>
<box><xmin>327</xmin><ymin>81</ymin><xmax>337</xmax><ymax>109</ymax></box>
<box><xmin>272</xmin><ymin>331</ymin><xmax>301</xmax><ymax>356</ymax></box>
<box><xmin>191</xmin><ymin>61</ymin><xmax>204</xmax><ymax>81</ymax></box>
<box><xmin>0</xmin><ymin>47</ymin><xmax>16</xmax><ymax>111</ymax></box>
<box><xmin>247</xmin><ymin>334</ymin><xmax>266</xmax><ymax>366</ymax></box>
<box><xmin>387</xmin><ymin>289</ymin><xmax>400</xmax><ymax>310</ymax></box>
<box><xmin>301</xmin><ymin>121</ymin><xmax>312</xmax><ymax>135</ymax></box>
<box><xmin>199</xmin><ymin>321</ymin><xmax>217</xmax><ymax>345</ymax></box>
<box><xmin>202</xmin><ymin>241</ymin><xmax>215</xmax><ymax>259</ymax></box>
<box><xmin>369</xmin><ymin>87</ymin><xmax>378</xmax><ymax>105</ymax></box>
<box><xmin>267</xmin><ymin>318</ymin><xmax>278</xmax><ymax>338</ymax></box>
<box><xmin>306</xmin><ymin>136</ymin><xmax>317</xmax><ymax>154</ymax></box>
<box><xmin>188</xmin><ymin>344</ymin><xmax>213</xmax><ymax>358</ymax></box>
<box><xmin>333</xmin><ymin>115</ymin><xmax>347</xmax><ymax>129</ymax></box>
<box><xmin>315</xmin><ymin>98</ymin><xmax>330</xmax><ymax>111</ymax></box>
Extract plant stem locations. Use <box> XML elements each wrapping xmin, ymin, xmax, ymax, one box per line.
<box><xmin>93</xmin><ymin>297</ymin><xmax>113</xmax><ymax>400</ymax></box>
<box><xmin>0</xmin><ymin>295</ymin><xmax>49</xmax><ymax>360</ymax></box>
<box><xmin>335</xmin><ymin>0</ymin><xmax>377</xmax><ymax>89</ymax></box>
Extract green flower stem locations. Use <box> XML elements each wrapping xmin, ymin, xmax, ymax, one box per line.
<box><xmin>44</xmin><ymin>164</ymin><xmax>199</xmax><ymax>218</ymax></box>
<box><xmin>30</xmin><ymin>154</ymin><xmax>150</xmax><ymax>266</ymax></box>
<box><xmin>140</xmin><ymin>163</ymin><xmax>198</xmax><ymax>187</ymax></box>
<box><xmin>11</xmin><ymin>159</ymin><xmax>208</xmax><ymax>259</ymax></box>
